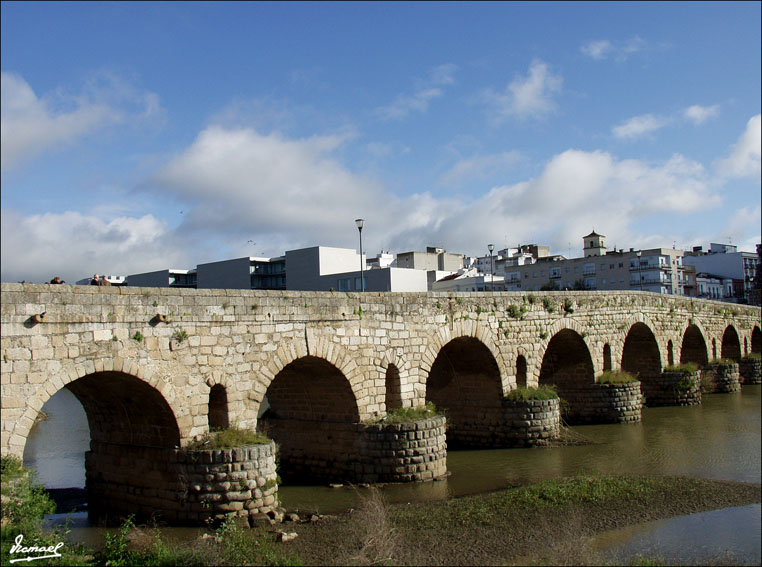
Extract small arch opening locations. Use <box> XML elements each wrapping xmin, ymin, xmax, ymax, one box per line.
<box><xmin>385</xmin><ymin>364</ymin><xmax>402</xmax><ymax>411</ymax></box>
<box><xmin>516</xmin><ymin>355</ymin><xmax>528</xmax><ymax>387</ymax></box>
<box><xmin>603</xmin><ymin>344</ymin><xmax>612</xmax><ymax>371</ymax></box>
<box><xmin>208</xmin><ymin>384</ymin><xmax>229</xmax><ymax>431</ymax></box>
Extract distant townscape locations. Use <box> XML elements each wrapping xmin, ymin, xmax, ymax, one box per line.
<box><xmin>74</xmin><ymin>231</ymin><xmax>761</xmax><ymax>305</ymax></box>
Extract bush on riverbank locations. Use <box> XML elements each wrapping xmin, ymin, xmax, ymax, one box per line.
<box><xmin>505</xmin><ymin>385</ymin><xmax>558</xmax><ymax>401</ymax></box>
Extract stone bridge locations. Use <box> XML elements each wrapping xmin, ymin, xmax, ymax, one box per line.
<box><xmin>1</xmin><ymin>283</ymin><xmax>760</xmax><ymax>522</ymax></box>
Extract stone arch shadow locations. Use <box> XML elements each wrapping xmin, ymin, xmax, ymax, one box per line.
<box><xmin>17</xmin><ymin>358</ymin><xmax>187</xmax><ymax>524</ymax></box>
<box><xmin>680</xmin><ymin>320</ymin><xmax>710</xmax><ymax>367</ymax></box>
<box><xmin>253</xmin><ymin>338</ymin><xmax>365</xmax><ymax>483</ymax></box>
<box><xmin>419</xmin><ymin>320</ymin><xmax>508</xmax><ymax>447</ymax></box>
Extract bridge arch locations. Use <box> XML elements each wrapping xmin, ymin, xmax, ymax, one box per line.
<box><xmin>721</xmin><ymin>325</ymin><xmax>742</xmax><ymax>361</ymax></box>
<box><xmin>12</xmin><ymin>356</ymin><xmax>183</xmax><ymax>456</ymax></box>
<box><xmin>680</xmin><ymin>322</ymin><xmax>709</xmax><ymax>367</ymax></box>
<box><xmin>378</xmin><ymin>348</ymin><xmax>415</xmax><ymax>411</ymax></box>
<box><xmin>620</xmin><ymin>322</ymin><xmax>662</xmax><ymax>403</ymax></box>
<box><xmin>425</xmin><ymin>335</ymin><xmax>503</xmax><ymax>447</ymax></box>
<box><xmin>257</xmin><ymin>355</ymin><xmax>360</xmax><ymax>482</ymax></box>
<box><xmin>749</xmin><ymin>326</ymin><xmax>761</xmax><ymax>355</ymax></box>
<box><xmin>419</xmin><ymin>319</ymin><xmax>506</xmax><ymax>396</ymax></box>
<box><xmin>539</xmin><ymin>327</ymin><xmax>594</xmax><ymax>420</ymax></box>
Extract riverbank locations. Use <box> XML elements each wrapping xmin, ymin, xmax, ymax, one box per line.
<box><xmin>284</xmin><ymin>474</ymin><xmax>761</xmax><ymax>566</ymax></box>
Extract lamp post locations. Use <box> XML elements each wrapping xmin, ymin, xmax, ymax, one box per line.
<box><xmin>488</xmin><ymin>243</ymin><xmax>494</xmax><ymax>292</ymax></box>
<box><xmin>355</xmin><ymin>218</ymin><xmax>365</xmax><ymax>292</ymax></box>
<box><xmin>636</xmin><ymin>251</ymin><xmax>643</xmax><ymax>292</ymax></box>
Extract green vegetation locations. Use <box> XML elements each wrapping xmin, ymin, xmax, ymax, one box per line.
<box><xmin>743</xmin><ymin>352</ymin><xmax>761</xmax><ymax>360</ymax></box>
<box><xmin>563</xmin><ymin>298</ymin><xmax>574</xmax><ymax>314</ymax></box>
<box><xmin>505</xmin><ymin>385</ymin><xmax>558</xmax><ymax>401</ymax></box>
<box><xmin>171</xmin><ymin>329</ymin><xmax>189</xmax><ymax>342</ymax></box>
<box><xmin>664</xmin><ymin>362</ymin><xmax>699</xmax><ymax>374</ymax></box>
<box><xmin>132</xmin><ymin>331</ymin><xmax>144</xmax><ymax>343</ymax></box>
<box><xmin>709</xmin><ymin>358</ymin><xmax>737</xmax><ymax>366</ymax></box>
<box><xmin>542</xmin><ymin>297</ymin><xmax>555</xmax><ymax>313</ymax></box>
<box><xmin>369</xmin><ymin>402</ymin><xmax>440</xmax><ymax>424</ymax></box>
<box><xmin>187</xmin><ymin>426</ymin><xmax>271</xmax><ymax>450</ymax></box>
<box><xmin>597</xmin><ymin>370</ymin><xmax>638</xmax><ymax>384</ymax></box>
<box><xmin>508</xmin><ymin>304</ymin><xmax>527</xmax><ymax>319</ymax></box>
<box><xmin>527</xmin><ymin>294</ymin><xmax>537</xmax><ymax>305</ymax></box>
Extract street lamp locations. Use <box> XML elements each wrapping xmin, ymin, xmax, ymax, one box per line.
<box><xmin>636</xmin><ymin>251</ymin><xmax>643</xmax><ymax>292</ymax></box>
<box><xmin>355</xmin><ymin>218</ymin><xmax>365</xmax><ymax>292</ymax></box>
<box><xmin>488</xmin><ymin>243</ymin><xmax>494</xmax><ymax>292</ymax></box>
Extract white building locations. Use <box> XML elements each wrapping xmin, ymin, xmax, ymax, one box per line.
<box><xmin>683</xmin><ymin>243</ymin><xmax>759</xmax><ymax>303</ymax></box>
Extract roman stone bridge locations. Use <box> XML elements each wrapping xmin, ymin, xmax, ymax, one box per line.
<box><xmin>1</xmin><ymin>282</ymin><xmax>760</xmax><ymax>521</ymax></box>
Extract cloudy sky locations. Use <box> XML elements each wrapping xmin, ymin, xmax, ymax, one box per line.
<box><xmin>2</xmin><ymin>1</ymin><xmax>760</xmax><ymax>283</ymax></box>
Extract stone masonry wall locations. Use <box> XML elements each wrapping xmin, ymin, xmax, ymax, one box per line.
<box><xmin>646</xmin><ymin>370</ymin><xmax>702</xmax><ymax>406</ymax></box>
<box><xmin>739</xmin><ymin>358</ymin><xmax>761</xmax><ymax>384</ymax></box>
<box><xmin>86</xmin><ymin>441</ymin><xmax>278</xmax><ymax>526</ymax></box>
<box><xmin>703</xmin><ymin>362</ymin><xmax>742</xmax><ymax>393</ymax></box>
<box><xmin>2</xmin><ymin>283</ymin><xmax>760</xmax><ymax>459</ymax></box>
<box><xmin>359</xmin><ymin>416</ymin><xmax>447</xmax><ymax>483</ymax></box>
<box><xmin>562</xmin><ymin>382</ymin><xmax>642</xmax><ymax>424</ymax></box>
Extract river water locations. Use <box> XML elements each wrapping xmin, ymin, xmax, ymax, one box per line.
<box><xmin>24</xmin><ymin>385</ymin><xmax>762</xmax><ymax>563</ymax></box>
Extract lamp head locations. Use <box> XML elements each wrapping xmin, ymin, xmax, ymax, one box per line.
<box><xmin>488</xmin><ymin>243</ymin><xmax>494</xmax><ymax>253</ymax></box>
<box><xmin>355</xmin><ymin>218</ymin><xmax>364</xmax><ymax>230</ymax></box>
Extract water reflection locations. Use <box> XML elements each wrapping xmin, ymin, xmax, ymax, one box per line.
<box><xmin>590</xmin><ymin>503</ymin><xmax>761</xmax><ymax>565</ymax></box>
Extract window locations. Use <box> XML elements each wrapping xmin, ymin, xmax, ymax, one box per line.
<box><xmin>354</xmin><ymin>276</ymin><xmax>367</xmax><ymax>290</ymax></box>
<box><xmin>338</xmin><ymin>278</ymin><xmax>351</xmax><ymax>291</ymax></box>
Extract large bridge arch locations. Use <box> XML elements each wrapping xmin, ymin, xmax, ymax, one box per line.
<box><xmin>419</xmin><ymin>319</ymin><xmax>507</xmax><ymax>397</ymax></box>
<box><xmin>539</xmin><ymin>327</ymin><xmax>595</xmax><ymax>421</ymax></box>
<box><xmin>257</xmin><ymin>355</ymin><xmax>361</xmax><ymax>482</ymax></box>
<box><xmin>680</xmin><ymin>322</ymin><xmax>709</xmax><ymax>367</ymax></box>
<box><xmin>425</xmin><ymin>335</ymin><xmax>503</xmax><ymax>447</ymax></box>
<box><xmin>620</xmin><ymin>321</ymin><xmax>662</xmax><ymax>402</ymax></box>
<box><xmin>721</xmin><ymin>325</ymin><xmax>742</xmax><ymax>362</ymax></box>
<box><xmin>10</xmin><ymin>356</ymin><xmax>185</xmax><ymax>457</ymax></box>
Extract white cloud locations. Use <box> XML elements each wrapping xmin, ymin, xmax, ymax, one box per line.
<box><xmin>0</xmin><ymin>71</ymin><xmax>164</xmax><ymax>172</ymax></box>
<box><xmin>0</xmin><ymin>209</ymin><xmax>188</xmax><ymax>284</ymax></box>
<box><xmin>580</xmin><ymin>40</ymin><xmax>613</xmax><ymax>60</ymax></box>
<box><xmin>481</xmin><ymin>59</ymin><xmax>563</xmax><ymax>121</ymax></box>
<box><xmin>716</xmin><ymin>114</ymin><xmax>761</xmax><ymax>178</ymax></box>
<box><xmin>612</xmin><ymin>113</ymin><xmax>670</xmax><ymax>140</ymax></box>
<box><xmin>683</xmin><ymin>104</ymin><xmax>719</xmax><ymax>125</ymax></box>
<box><xmin>375</xmin><ymin>63</ymin><xmax>457</xmax><ymax>121</ymax></box>
<box><xmin>438</xmin><ymin>151</ymin><xmax>524</xmax><ymax>187</ymax></box>
<box><xmin>580</xmin><ymin>36</ymin><xmax>646</xmax><ymax>61</ymax></box>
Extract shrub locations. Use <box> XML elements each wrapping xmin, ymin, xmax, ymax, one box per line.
<box><xmin>171</xmin><ymin>329</ymin><xmax>189</xmax><ymax>342</ymax></box>
<box><xmin>563</xmin><ymin>298</ymin><xmax>574</xmax><ymax>314</ymax></box>
<box><xmin>542</xmin><ymin>297</ymin><xmax>555</xmax><ymax>313</ymax></box>
<box><xmin>709</xmin><ymin>358</ymin><xmax>737</xmax><ymax>366</ymax></box>
<box><xmin>597</xmin><ymin>370</ymin><xmax>638</xmax><ymax>384</ymax></box>
<box><xmin>187</xmin><ymin>426</ymin><xmax>270</xmax><ymax>450</ymax></box>
<box><xmin>505</xmin><ymin>385</ymin><xmax>558</xmax><ymax>401</ymax></box>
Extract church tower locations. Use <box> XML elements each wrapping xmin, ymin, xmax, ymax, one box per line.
<box><xmin>583</xmin><ymin>230</ymin><xmax>606</xmax><ymax>257</ymax></box>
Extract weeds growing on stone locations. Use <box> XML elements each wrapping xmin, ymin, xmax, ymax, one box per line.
<box><xmin>506</xmin><ymin>385</ymin><xmax>558</xmax><ymax>401</ymax></box>
<box><xmin>187</xmin><ymin>426</ymin><xmax>271</xmax><ymax>450</ymax></box>
<box><xmin>597</xmin><ymin>370</ymin><xmax>638</xmax><ymax>384</ymax></box>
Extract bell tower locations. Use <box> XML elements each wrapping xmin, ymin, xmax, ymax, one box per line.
<box><xmin>583</xmin><ymin>230</ymin><xmax>606</xmax><ymax>257</ymax></box>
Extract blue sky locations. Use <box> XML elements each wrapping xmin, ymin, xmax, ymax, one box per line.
<box><xmin>2</xmin><ymin>1</ymin><xmax>760</xmax><ymax>283</ymax></box>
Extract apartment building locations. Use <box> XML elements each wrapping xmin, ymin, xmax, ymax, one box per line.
<box><xmin>496</xmin><ymin>232</ymin><xmax>688</xmax><ymax>295</ymax></box>
<box><xmin>683</xmin><ymin>243</ymin><xmax>760</xmax><ymax>303</ymax></box>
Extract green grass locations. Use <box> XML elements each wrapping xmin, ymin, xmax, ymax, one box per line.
<box><xmin>597</xmin><ymin>370</ymin><xmax>638</xmax><ymax>384</ymax></box>
<box><xmin>505</xmin><ymin>385</ymin><xmax>559</xmax><ymax>401</ymax></box>
<box><xmin>369</xmin><ymin>402</ymin><xmax>440</xmax><ymax>424</ymax></box>
<box><xmin>709</xmin><ymin>358</ymin><xmax>737</xmax><ymax>366</ymax></box>
<box><xmin>664</xmin><ymin>362</ymin><xmax>699</xmax><ymax>374</ymax></box>
<box><xmin>186</xmin><ymin>426</ymin><xmax>271</xmax><ymax>450</ymax></box>
<box><xmin>742</xmin><ymin>352</ymin><xmax>761</xmax><ymax>360</ymax></box>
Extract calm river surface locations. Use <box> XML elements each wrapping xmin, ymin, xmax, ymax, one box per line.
<box><xmin>25</xmin><ymin>385</ymin><xmax>762</xmax><ymax>563</ymax></box>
